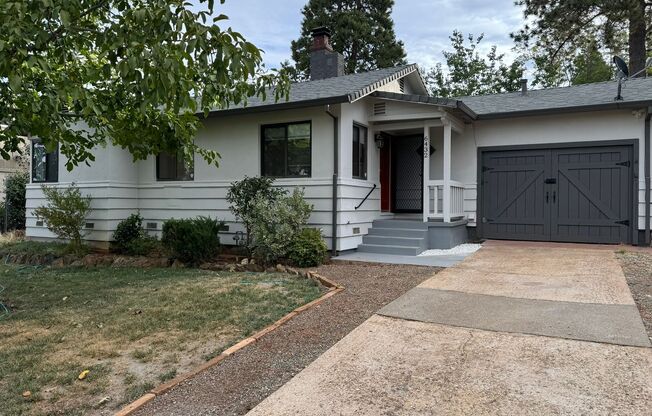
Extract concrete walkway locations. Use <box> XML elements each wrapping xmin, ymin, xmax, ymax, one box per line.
<box><xmin>248</xmin><ymin>241</ymin><xmax>652</xmax><ymax>415</ymax></box>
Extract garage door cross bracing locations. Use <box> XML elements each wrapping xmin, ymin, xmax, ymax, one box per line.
<box><xmin>480</xmin><ymin>144</ymin><xmax>633</xmax><ymax>244</ymax></box>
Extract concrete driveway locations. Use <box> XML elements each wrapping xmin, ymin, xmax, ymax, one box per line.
<box><xmin>247</xmin><ymin>241</ymin><xmax>652</xmax><ymax>415</ymax></box>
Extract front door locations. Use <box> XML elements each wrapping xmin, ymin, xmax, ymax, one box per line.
<box><xmin>480</xmin><ymin>144</ymin><xmax>633</xmax><ymax>244</ymax></box>
<box><xmin>392</xmin><ymin>135</ymin><xmax>423</xmax><ymax>213</ymax></box>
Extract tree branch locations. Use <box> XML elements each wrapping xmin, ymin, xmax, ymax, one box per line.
<box><xmin>549</xmin><ymin>11</ymin><xmax>606</xmax><ymax>64</ymax></box>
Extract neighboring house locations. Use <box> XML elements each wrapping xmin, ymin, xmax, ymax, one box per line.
<box><xmin>25</xmin><ymin>28</ymin><xmax>652</xmax><ymax>254</ymax></box>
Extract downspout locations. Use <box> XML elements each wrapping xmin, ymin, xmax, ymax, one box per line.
<box><xmin>645</xmin><ymin>108</ymin><xmax>651</xmax><ymax>245</ymax></box>
<box><xmin>325</xmin><ymin>105</ymin><xmax>339</xmax><ymax>256</ymax></box>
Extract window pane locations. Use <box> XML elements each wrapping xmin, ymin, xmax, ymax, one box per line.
<box><xmin>360</xmin><ymin>126</ymin><xmax>367</xmax><ymax>179</ymax></box>
<box><xmin>352</xmin><ymin>126</ymin><xmax>360</xmax><ymax>178</ymax></box>
<box><xmin>287</xmin><ymin>123</ymin><xmax>310</xmax><ymax>177</ymax></box>
<box><xmin>157</xmin><ymin>152</ymin><xmax>177</xmax><ymax>180</ymax></box>
<box><xmin>32</xmin><ymin>143</ymin><xmax>47</xmax><ymax>182</ymax></box>
<box><xmin>263</xmin><ymin>126</ymin><xmax>287</xmax><ymax>177</ymax></box>
<box><xmin>177</xmin><ymin>151</ymin><xmax>194</xmax><ymax>180</ymax></box>
<box><xmin>46</xmin><ymin>151</ymin><xmax>58</xmax><ymax>182</ymax></box>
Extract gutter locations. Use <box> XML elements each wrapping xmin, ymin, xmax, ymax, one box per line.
<box><xmin>473</xmin><ymin>99</ymin><xmax>652</xmax><ymax>121</ymax></box>
<box><xmin>646</xmin><ymin>107</ymin><xmax>651</xmax><ymax>245</ymax></box>
<box><xmin>325</xmin><ymin>105</ymin><xmax>339</xmax><ymax>256</ymax></box>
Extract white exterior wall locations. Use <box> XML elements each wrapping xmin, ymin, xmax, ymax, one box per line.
<box><xmin>24</xmin><ymin>100</ymin><xmax>651</xmax><ymax>249</ymax></box>
<box><xmin>26</xmin><ymin>105</ymin><xmax>351</xmax><ymax>249</ymax></box>
<box><xmin>337</xmin><ymin>100</ymin><xmax>382</xmax><ymax>250</ymax></box>
<box><xmin>450</xmin><ymin>109</ymin><xmax>648</xmax><ymax>230</ymax></box>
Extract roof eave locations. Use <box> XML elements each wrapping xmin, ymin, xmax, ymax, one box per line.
<box><xmin>200</xmin><ymin>95</ymin><xmax>350</xmax><ymax>118</ymax></box>
<box><xmin>474</xmin><ymin>99</ymin><xmax>652</xmax><ymax>120</ymax></box>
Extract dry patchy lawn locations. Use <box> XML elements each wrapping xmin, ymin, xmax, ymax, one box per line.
<box><xmin>0</xmin><ymin>265</ymin><xmax>323</xmax><ymax>415</ymax></box>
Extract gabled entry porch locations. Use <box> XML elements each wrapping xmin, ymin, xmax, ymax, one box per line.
<box><xmin>357</xmin><ymin>115</ymin><xmax>470</xmax><ymax>255</ymax></box>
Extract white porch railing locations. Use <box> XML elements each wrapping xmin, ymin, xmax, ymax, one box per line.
<box><xmin>426</xmin><ymin>180</ymin><xmax>465</xmax><ymax>220</ymax></box>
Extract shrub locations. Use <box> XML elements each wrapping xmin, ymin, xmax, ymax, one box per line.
<box><xmin>3</xmin><ymin>172</ymin><xmax>28</xmax><ymax>231</ymax></box>
<box><xmin>250</xmin><ymin>188</ymin><xmax>312</xmax><ymax>265</ymax></box>
<box><xmin>161</xmin><ymin>217</ymin><xmax>223</xmax><ymax>264</ymax></box>
<box><xmin>112</xmin><ymin>213</ymin><xmax>159</xmax><ymax>256</ymax></box>
<box><xmin>288</xmin><ymin>228</ymin><xmax>328</xmax><ymax>267</ymax></box>
<box><xmin>226</xmin><ymin>176</ymin><xmax>285</xmax><ymax>253</ymax></box>
<box><xmin>33</xmin><ymin>184</ymin><xmax>92</xmax><ymax>253</ymax></box>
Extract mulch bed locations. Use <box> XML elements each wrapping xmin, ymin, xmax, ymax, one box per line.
<box><xmin>133</xmin><ymin>262</ymin><xmax>440</xmax><ymax>416</ymax></box>
<box><xmin>618</xmin><ymin>250</ymin><xmax>652</xmax><ymax>338</ymax></box>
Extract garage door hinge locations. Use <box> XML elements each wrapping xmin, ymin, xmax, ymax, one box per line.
<box><xmin>482</xmin><ymin>166</ymin><xmax>494</xmax><ymax>172</ymax></box>
<box><xmin>615</xmin><ymin>219</ymin><xmax>630</xmax><ymax>226</ymax></box>
<box><xmin>615</xmin><ymin>161</ymin><xmax>630</xmax><ymax>167</ymax></box>
<box><xmin>482</xmin><ymin>217</ymin><xmax>493</xmax><ymax>223</ymax></box>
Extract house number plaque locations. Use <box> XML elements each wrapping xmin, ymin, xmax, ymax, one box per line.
<box><xmin>423</xmin><ymin>136</ymin><xmax>430</xmax><ymax>159</ymax></box>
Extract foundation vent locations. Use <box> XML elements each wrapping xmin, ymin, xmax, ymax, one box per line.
<box><xmin>146</xmin><ymin>222</ymin><xmax>157</xmax><ymax>229</ymax></box>
<box><xmin>373</xmin><ymin>102</ymin><xmax>386</xmax><ymax>116</ymax></box>
<box><xmin>85</xmin><ymin>222</ymin><xmax>95</xmax><ymax>229</ymax></box>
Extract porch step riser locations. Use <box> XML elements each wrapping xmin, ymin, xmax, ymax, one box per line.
<box><xmin>372</xmin><ymin>219</ymin><xmax>429</xmax><ymax>230</ymax></box>
<box><xmin>363</xmin><ymin>235</ymin><xmax>427</xmax><ymax>248</ymax></box>
<box><xmin>357</xmin><ymin>244</ymin><xmax>423</xmax><ymax>256</ymax></box>
<box><xmin>367</xmin><ymin>228</ymin><xmax>428</xmax><ymax>239</ymax></box>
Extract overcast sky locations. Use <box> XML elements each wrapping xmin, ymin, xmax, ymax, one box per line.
<box><xmin>193</xmin><ymin>0</ymin><xmax>525</xmax><ymax>70</ymax></box>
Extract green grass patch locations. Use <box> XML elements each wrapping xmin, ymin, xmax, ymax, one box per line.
<box><xmin>0</xmin><ymin>265</ymin><xmax>322</xmax><ymax>415</ymax></box>
<box><xmin>0</xmin><ymin>240</ymin><xmax>77</xmax><ymax>258</ymax></box>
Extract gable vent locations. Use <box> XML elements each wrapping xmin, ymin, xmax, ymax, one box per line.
<box><xmin>373</xmin><ymin>102</ymin><xmax>386</xmax><ymax>116</ymax></box>
<box><xmin>399</xmin><ymin>78</ymin><xmax>405</xmax><ymax>93</ymax></box>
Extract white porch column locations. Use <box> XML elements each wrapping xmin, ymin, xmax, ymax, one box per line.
<box><xmin>443</xmin><ymin>119</ymin><xmax>452</xmax><ymax>223</ymax></box>
<box><xmin>422</xmin><ymin>125</ymin><xmax>430</xmax><ymax>222</ymax></box>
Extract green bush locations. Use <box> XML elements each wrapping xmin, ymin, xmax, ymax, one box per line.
<box><xmin>226</xmin><ymin>176</ymin><xmax>285</xmax><ymax>253</ymax></box>
<box><xmin>3</xmin><ymin>172</ymin><xmax>28</xmax><ymax>231</ymax></box>
<box><xmin>161</xmin><ymin>217</ymin><xmax>223</xmax><ymax>264</ymax></box>
<box><xmin>33</xmin><ymin>183</ymin><xmax>92</xmax><ymax>253</ymax></box>
<box><xmin>288</xmin><ymin>228</ymin><xmax>328</xmax><ymax>267</ymax></box>
<box><xmin>250</xmin><ymin>188</ymin><xmax>312</xmax><ymax>265</ymax></box>
<box><xmin>112</xmin><ymin>213</ymin><xmax>159</xmax><ymax>256</ymax></box>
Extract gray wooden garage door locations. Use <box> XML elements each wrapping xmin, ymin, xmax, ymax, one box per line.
<box><xmin>480</xmin><ymin>144</ymin><xmax>633</xmax><ymax>244</ymax></box>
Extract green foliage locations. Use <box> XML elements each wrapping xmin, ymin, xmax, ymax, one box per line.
<box><xmin>0</xmin><ymin>1</ymin><xmax>290</xmax><ymax>168</ymax></box>
<box><xmin>2</xmin><ymin>172</ymin><xmax>28</xmax><ymax>231</ymax></box>
<box><xmin>570</xmin><ymin>41</ymin><xmax>614</xmax><ymax>85</ymax></box>
<box><xmin>33</xmin><ymin>184</ymin><xmax>92</xmax><ymax>252</ymax></box>
<box><xmin>226</xmin><ymin>176</ymin><xmax>286</xmax><ymax>252</ymax></box>
<box><xmin>250</xmin><ymin>188</ymin><xmax>313</xmax><ymax>265</ymax></box>
<box><xmin>161</xmin><ymin>217</ymin><xmax>223</xmax><ymax>264</ymax></box>
<box><xmin>288</xmin><ymin>228</ymin><xmax>328</xmax><ymax>267</ymax></box>
<box><xmin>425</xmin><ymin>31</ymin><xmax>524</xmax><ymax>97</ymax></box>
<box><xmin>0</xmin><ymin>240</ymin><xmax>72</xmax><ymax>258</ymax></box>
<box><xmin>289</xmin><ymin>0</ymin><xmax>407</xmax><ymax>79</ymax></box>
<box><xmin>512</xmin><ymin>0</ymin><xmax>648</xmax><ymax>87</ymax></box>
<box><xmin>112</xmin><ymin>213</ymin><xmax>159</xmax><ymax>256</ymax></box>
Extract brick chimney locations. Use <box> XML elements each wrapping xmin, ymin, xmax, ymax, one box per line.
<box><xmin>310</xmin><ymin>27</ymin><xmax>345</xmax><ymax>81</ymax></box>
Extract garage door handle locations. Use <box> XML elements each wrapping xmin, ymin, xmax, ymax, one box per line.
<box><xmin>545</xmin><ymin>191</ymin><xmax>549</xmax><ymax>203</ymax></box>
<box><xmin>552</xmin><ymin>191</ymin><xmax>556</xmax><ymax>203</ymax></box>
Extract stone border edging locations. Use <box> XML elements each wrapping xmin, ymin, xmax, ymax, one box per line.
<box><xmin>115</xmin><ymin>269</ymin><xmax>343</xmax><ymax>416</ymax></box>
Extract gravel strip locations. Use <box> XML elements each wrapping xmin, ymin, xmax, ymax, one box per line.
<box><xmin>134</xmin><ymin>262</ymin><xmax>440</xmax><ymax>416</ymax></box>
<box><xmin>617</xmin><ymin>250</ymin><xmax>652</xmax><ymax>338</ymax></box>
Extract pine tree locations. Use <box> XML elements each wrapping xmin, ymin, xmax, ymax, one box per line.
<box><xmin>289</xmin><ymin>0</ymin><xmax>407</xmax><ymax>80</ymax></box>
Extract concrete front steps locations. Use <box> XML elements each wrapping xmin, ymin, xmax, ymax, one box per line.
<box><xmin>357</xmin><ymin>219</ymin><xmax>428</xmax><ymax>256</ymax></box>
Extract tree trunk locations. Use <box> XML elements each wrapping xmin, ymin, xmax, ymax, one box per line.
<box><xmin>628</xmin><ymin>0</ymin><xmax>647</xmax><ymax>76</ymax></box>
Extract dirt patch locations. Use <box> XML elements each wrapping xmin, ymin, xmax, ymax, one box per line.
<box><xmin>617</xmin><ymin>250</ymin><xmax>652</xmax><ymax>338</ymax></box>
<box><xmin>134</xmin><ymin>262</ymin><xmax>440</xmax><ymax>416</ymax></box>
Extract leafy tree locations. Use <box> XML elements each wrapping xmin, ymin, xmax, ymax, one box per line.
<box><xmin>289</xmin><ymin>0</ymin><xmax>407</xmax><ymax>79</ymax></box>
<box><xmin>425</xmin><ymin>31</ymin><xmax>524</xmax><ymax>97</ymax></box>
<box><xmin>571</xmin><ymin>41</ymin><xmax>613</xmax><ymax>85</ymax></box>
<box><xmin>0</xmin><ymin>0</ymin><xmax>290</xmax><ymax>170</ymax></box>
<box><xmin>2</xmin><ymin>172</ymin><xmax>28</xmax><ymax>231</ymax></box>
<box><xmin>512</xmin><ymin>0</ymin><xmax>650</xmax><ymax>87</ymax></box>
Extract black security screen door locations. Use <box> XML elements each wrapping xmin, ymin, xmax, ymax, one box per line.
<box><xmin>480</xmin><ymin>144</ymin><xmax>633</xmax><ymax>244</ymax></box>
<box><xmin>392</xmin><ymin>135</ymin><xmax>423</xmax><ymax>213</ymax></box>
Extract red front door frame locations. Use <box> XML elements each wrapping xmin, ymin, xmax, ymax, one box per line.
<box><xmin>380</xmin><ymin>135</ymin><xmax>391</xmax><ymax>211</ymax></box>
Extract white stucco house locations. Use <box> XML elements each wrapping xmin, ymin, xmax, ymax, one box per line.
<box><xmin>26</xmin><ymin>28</ymin><xmax>652</xmax><ymax>255</ymax></box>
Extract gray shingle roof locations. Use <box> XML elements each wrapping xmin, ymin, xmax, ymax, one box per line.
<box><xmin>459</xmin><ymin>77</ymin><xmax>652</xmax><ymax>118</ymax></box>
<box><xmin>207</xmin><ymin>64</ymin><xmax>421</xmax><ymax>116</ymax></box>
